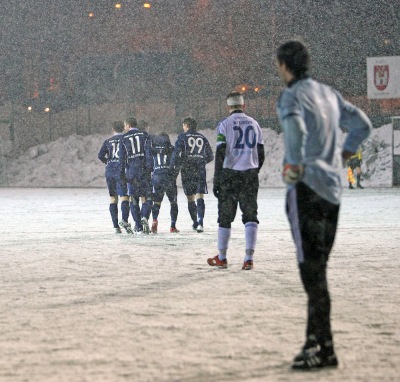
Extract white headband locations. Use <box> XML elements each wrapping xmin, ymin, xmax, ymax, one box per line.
<box><xmin>227</xmin><ymin>95</ymin><xmax>244</xmax><ymax>106</ymax></box>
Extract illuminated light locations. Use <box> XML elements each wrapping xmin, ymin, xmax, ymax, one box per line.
<box><xmin>115</xmin><ymin>3</ymin><xmax>122</xmax><ymax>9</ymax></box>
<box><xmin>254</xmin><ymin>87</ymin><xmax>260</xmax><ymax>92</ymax></box>
<box><xmin>44</xmin><ymin>107</ymin><xmax>50</xmax><ymax>113</ymax></box>
<box><xmin>143</xmin><ymin>2</ymin><xmax>151</xmax><ymax>9</ymax></box>
<box><xmin>241</xmin><ymin>86</ymin><xmax>246</xmax><ymax>92</ymax></box>
<box><xmin>88</xmin><ymin>12</ymin><xmax>94</xmax><ymax>18</ymax></box>
<box><xmin>384</xmin><ymin>39</ymin><xmax>390</xmax><ymax>45</ymax></box>
<box><xmin>27</xmin><ymin>106</ymin><xmax>32</xmax><ymax>111</ymax></box>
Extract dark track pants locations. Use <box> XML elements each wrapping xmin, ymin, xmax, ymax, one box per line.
<box><xmin>286</xmin><ymin>182</ymin><xmax>340</xmax><ymax>342</ymax></box>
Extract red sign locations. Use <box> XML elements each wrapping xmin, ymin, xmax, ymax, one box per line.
<box><xmin>374</xmin><ymin>65</ymin><xmax>389</xmax><ymax>91</ymax></box>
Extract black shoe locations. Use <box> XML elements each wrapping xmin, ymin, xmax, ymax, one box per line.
<box><xmin>357</xmin><ymin>184</ymin><xmax>364</xmax><ymax>189</ymax></box>
<box><xmin>349</xmin><ymin>184</ymin><xmax>355</xmax><ymax>189</ymax></box>
<box><xmin>293</xmin><ymin>335</ymin><xmax>319</xmax><ymax>362</ymax></box>
<box><xmin>292</xmin><ymin>349</ymin><xmax>338</xmax><ymax>370</ymax></box>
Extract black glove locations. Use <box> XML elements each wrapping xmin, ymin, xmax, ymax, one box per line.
<box><xmin>213</xmin><ymin>182</ymin><xmax>221</xmax><ymax>198</ymax></box>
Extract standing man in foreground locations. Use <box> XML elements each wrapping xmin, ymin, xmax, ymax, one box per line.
<box><xmin>170</xmin><ymin>118</ymin><xmax>214</xmax><ymax>232</ymax></box>
<box><xmin>207</xmin><ymin>91</ymin><xmax>264</xmax><ymax>270</ymax></box>
<box><xmin>276</xmin><ymin>40</ymin><xmax>372</xmax><ymax>370</ymax></box>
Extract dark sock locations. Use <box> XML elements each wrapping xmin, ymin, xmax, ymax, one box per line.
<box><xmin>109</xmin><ymin>203</ymin><xmax>118</xmax><ymax>228</ymax></box>
<box><xmin>121</xmin><ymin>200</ymin><xmax>129</xmax><ymax>222</ymax></box>
<box><xmin>170</xmin><ymin>202</ymin><xmax>178</xmax><ymax>228</ymax></box>
<box><xmin>188</xmin><ymin>201</ymin><xmax>197</xmax><ymax>224</ymax></box>
<box><xmin>197</xmin><ymin>198</ymin><xmax>205</xmax><ymax>226</ymax></box>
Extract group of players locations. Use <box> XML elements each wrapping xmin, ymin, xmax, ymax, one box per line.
<box><xmin>99</xmin><ymin>41</ymin><xmax>373</xmax><ymax>372</ymax></box>
<box><xmin>98</xmin><ymin>115</ymin><xmax>214</xmax><ymax>236</ymax></box>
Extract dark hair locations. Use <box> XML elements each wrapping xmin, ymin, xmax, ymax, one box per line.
<box><xmin>137</xmin><ymin>120</ymin><xmax>148</xmax><ymax>131</ymax></box>
<box><xmin>125</xmin><ymin>116</ymin><xmax>137</xmax><ymax>127</ymax></box>
<box><xmin>277</xmin><ymin>41</ymin><xmax>310</xmax><ymax>78</ymax></box>
<box><xmin>112</xmin><ymin>120</ymin><xmax>124</xmax><ymax>133</ymax></box>
<box><xmin>159</xmin><ymin>132</ymin><xmax>170</xmax><ymax>140</ymax></box>
<box><xmin>183</xmin><ymin>117</ymin><xmax>197</xmax><ymax>131</ymax></box>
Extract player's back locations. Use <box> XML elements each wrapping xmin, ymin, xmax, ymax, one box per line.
<box><xmin>121</xmin><ymin>128</ymin><xmax>150</xmax><ymax>179</ymax></box>
<box><xmin>150</xmin><ymin>134</ymin><xmax>174</xmax><ymax>174</ymax></box>
<box><xmin>217</xmin><ymin>112</ymin><xmax>263</xmax><ymax>171</ymax></box>
<box><xmin>176</xmin><ymin>131</ymin><xmax>213</xmax><ymax>170</ymax></box>
<box><xmin>98</xmin><ymin>134</ymin><xmax>123</xmax><ymax>177</ymax></box>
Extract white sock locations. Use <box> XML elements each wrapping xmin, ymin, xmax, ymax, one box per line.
<box><xmin>218</xmin><ymin>227</ymin><xmax>231</xmax><ymax>260</ymax></box>
<box><xmin>244</xmin><ymin>222</ymin><xmax>258</xmax><ymax>261</ymax></box>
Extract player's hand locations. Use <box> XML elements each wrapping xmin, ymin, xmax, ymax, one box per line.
<box><xmin>213</xmin><ymin>183</ymin><xmax>221</xmax><ymax>198</ymax></box>
<box><xmin>282</xmin><ymin>163</ymin><xmax>303</xmax><ymax>185</ymax></box>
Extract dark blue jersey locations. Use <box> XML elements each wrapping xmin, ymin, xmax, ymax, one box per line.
<box><xmin>147</xmin><ymin>134</ymin><xmax>174</xmax><ymax>175</ymax></box>
<box><xmin>170</xmin><ymin>129</ymin><xmax>214</xmax><ymax>173</ymax></box>
<box><xmin>98</xmin><ymin>133</ymin><xmax>124</xmax><ymax>177</ymax></box>
<box><xmin>120</xmin><ymin>128</ymin><xmax>152</xmax><ymax>181</ymax></box>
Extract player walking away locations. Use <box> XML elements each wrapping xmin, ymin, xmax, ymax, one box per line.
<box><xmin>119</xmin><ymin>116</ymin><xmax>153</xmax><ymax>234</ymax></box>
<box><xmin>347</xmin><ymin>149</ymin><xmax>364</xmax><ymax>189</ymax></box>
<box><xmin>170</xmin><ymin>117</ymin><xmax>214</xmax><ymax>232</ymax></box>
<box><xmin>146</xmin><ymin>132</ymin><xmax>179</xmax><ymax>233</ymax></box>
<box><xmin>276</xmin><ymin>40</ymin><xmax>372</xmax><ymax>370</ymax></box>
<box><xmin>98</xmin><ymin>121</ymin><xmax>132</xmax><ymax>234</ymax></box>
<box><xmin>207</xmin><ymin>91</ymin><xmax>265</xmax><ymax>270</ymax></box>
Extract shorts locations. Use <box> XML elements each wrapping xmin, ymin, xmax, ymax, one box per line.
<box><xmin>217</xmin><ymin>169</ymin><xmax>259</xmax><ymax>227</ymax></box>
<box><xmin>127</xmin><ymin>173</ymin><xmax>152</xmax><ymax>199</ymax></box>
<box><xmin>348</xmin><ymin>157</ymin><xmax>361</xmax><ymax>170</ymax></box>
<box><xmin>106</xmin><ymin>174</ymin><xmax>127</xmax><ymax>197</ymax></box>
<box><xmin>152</xmin><ymin>173</ymin><xmax>178</xmax><ymax>203</ymax></box>
<box><xmin>181</xmin><ymin>167</ymin><xmax>208</xmax><ymax>196</ymax></box>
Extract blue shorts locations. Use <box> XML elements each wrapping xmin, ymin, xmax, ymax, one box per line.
<box><xmin>127</xmin><ymin>173</ymin><xmax>152</xmax><ymax>199</ymax></box>
<box><xmin>181</xmin><ymin>167</ymin><xmax>208</xmax><ymax>195</ymax></box>
<box><xmin>106</xmin><ymin>175</ymin><xmax>127</xmax><ymax>197</ymax></box>
<box><xmin>152</xmin><ymin>173</ymin><xmax>177</xmax><ymax>203</ymax></box>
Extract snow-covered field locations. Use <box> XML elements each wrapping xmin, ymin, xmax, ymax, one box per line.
<box><xmin>1</xmin><ymin>187</ymin><xmax>399</xmax><ymax>382</ymax></box>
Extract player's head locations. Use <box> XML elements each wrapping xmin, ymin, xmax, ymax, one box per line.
<box><xmin>124</xmin><ymin>116</ymin><xmax>137</xmax><ymax>129</ymax></box>
<box><xmin>137</xmin><ymin>120</ymin><xmax>149</xmax><ymax>131</ymax></box>
<box><xmin>183</xmin><ymin>117</ymin><xmax>197</xmax><ymax>132</ymax></box>
<box><xmin>112</xmin><ymin>120</ymin><xmax>124</xmax><ymax>133</ymax></box>
<box><xmin>226</xmin><ymin>91</ymin><xmax>244</xmax><ymax>112</ymax></box>
<box><xmin>276</xmin><ymin>40</ymin><xmax>310</xmax><ymax>79</ymax></box>
<box><xmin>159</xmin><ymin>132</ymin><xmax>170</xmax><ymax>140</ymax></box>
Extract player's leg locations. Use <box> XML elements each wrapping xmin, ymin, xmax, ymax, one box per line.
<box><xmin>186</xmin><ymin>194</ymin><xmax>198</xmax><ymax>229</ymax></box>
<box><xmin>195</xmin><ymin>193</ymin><xmax>205</xmax><ymax>232</ymax></box>
<box><xmin>116</xmin><ymin>178</ymin><xmax>132</xmax><ymax>233</ymax></box>
<box><xmin>238</xmin><ymin>170</ymin><xmax>259</xmax><ymax>270</ymax></box>
<box><xmin>207</xmin><ymin>172</ymin><xmax>237</xmax><ymax>268</ymax></box>
<box><xmin>355</xmin><ymin>160</ymin><xmax>364</xmax><ymax>188</ymax></box>
<box><xmin>106</xmin><ymin>176</ymin><xmax>121</xmax><ymax>233</ymax></box>
<box><xmin>195</xmin><ymin>168</ymin><xmax>208</xmax><ymax>232</ymax></box>
<box><xmin>286</xmin><ymin>182</ymin><xmax>339</xmax><ymax>370</ymax></box>
<box><xmin>181</xmin><ymin>171</ymin><xmax>198</xmax><ymax>229</ymax></box>
<box><xmin>151</xmin><ymin>185</ymin><xmax>164</xmax><ymax>233</ymax></box>
<box><xmin>110</xmin><ymin>196</ymin><xmax>121</xmax><ymax>233</ymax></box>
<box><xmin>166</xmin><ymin>183</ymin><xmax>179</xmax><ymax>232</ymax></box>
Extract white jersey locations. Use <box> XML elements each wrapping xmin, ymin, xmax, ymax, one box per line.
<box><xmin>216</xmin><ymin>111</ymin><xmax>264</xmax><ymax>171</ymax></box>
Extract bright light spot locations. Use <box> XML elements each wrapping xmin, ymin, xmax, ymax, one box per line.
<box><xmin>27</xmin><ymin>106</ymin><xmax>32</xmax><ymax>111</ymax></box>
<box><xmin>254</xmin><ymin>87</ymin><xmax>260</xmax><ymax>92</ymax></box>
<box><xmin>384</xmin><ymin>39</ymin><xmax>390</xmax><ymax>45</ymax></box>
<box><xmin>115</xmin><ymin>3</ymin><xmax>122</xmax><ymax>9</ymax></box>
<box><xmin>241</xmin><ymin>86</ymin><xmax>246</xmax><ymax>92</ymax></box>
<box><xmin>88</xmin><ymin>12</ymin><xmax>94</xmax><ymax>18</ymax></box>
<box><xmin>44</xmin><ymin>107</ymin><xmax>50</xmax><ymax>113</ymax></box>
<box><xmin>143</xmin><ymin>2</ymin><xmax>152</xmax><ymax>9</ymax></box>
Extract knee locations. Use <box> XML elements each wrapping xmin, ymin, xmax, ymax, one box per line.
<box><xmin>110</xmin><ymin>196</ymin><xmax>118</xmax><ymax>204</ymax></box>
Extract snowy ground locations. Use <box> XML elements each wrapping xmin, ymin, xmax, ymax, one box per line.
<box><xmin>1</xmin><ymin>187</ymin><xmax>399</xmax><ymax>382</ymax></box>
